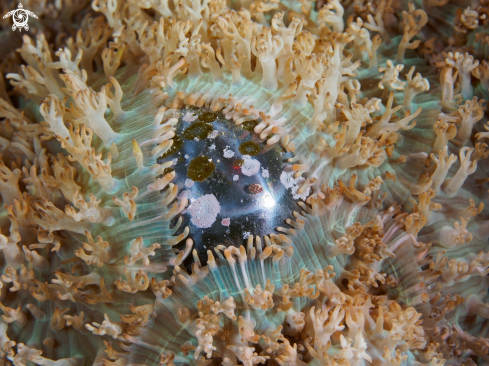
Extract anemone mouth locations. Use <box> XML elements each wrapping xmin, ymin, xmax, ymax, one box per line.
<box><xmin>155</xmin><ymin>106</ymin><xmax>307</xmax><ymax>267</ymax></box>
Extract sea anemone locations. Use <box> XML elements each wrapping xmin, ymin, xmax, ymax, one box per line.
<box><xmin>0</xmin><ymin>0</ymin><xmax>488</xmax><ymax>365</ymax></box>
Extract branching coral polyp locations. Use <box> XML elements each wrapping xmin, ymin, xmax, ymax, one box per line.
<box><xmin>0</xmin><ymin>0</ymin><xmax>488</xmax><ymax>365</ymax></box>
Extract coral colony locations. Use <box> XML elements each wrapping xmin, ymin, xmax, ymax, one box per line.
<box><xmin>1</xmin><ymin>0</ymin><xmax>489</xmax><ymax>365</ymax></box>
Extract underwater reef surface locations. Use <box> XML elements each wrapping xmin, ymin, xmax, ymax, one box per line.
<box><xmin>0</xmin><ymin>0</ymin><xmax>488</xmax><ymax>365</ymax></box>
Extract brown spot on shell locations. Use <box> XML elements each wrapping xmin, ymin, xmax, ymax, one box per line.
<box><xmin>187</xmin><ymin>156</ymin><xmax>215</xmax><ymax>181</ymax></box>
<box><xmin>248</xmin><ymin>183</ymin><xmax>263</xmax><ymax>194</ymax></box>
<box><xmin>233</xmin><ymin>159</ymin><xmax>244</xmax><ymax>168</ymax></box>
<box><xmin>239</xmin><ymin>141</ymin><xmax>261</xmax><ymax>156</ymax></box>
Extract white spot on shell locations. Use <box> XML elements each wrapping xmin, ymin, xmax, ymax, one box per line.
<box><xmin>241</xmin><ymin>156</ymin><xmax>261</xmax><ymax>177</ymax></box>
<box><xmin>280</xmin><ymin>165</ymin><xmax>296</xmax><ymax>189</ymax></box>
<box><xmin>243</xmin><ymin>231</ymin><xmax>251</xmax><ymax>239</ymax></box>
<box><xmin>223</xmin><ymin>147</ymin><xmax>234</xmax><ymax>158</ymax></box>
<box><xmin>209</xmin><ymin>144</ymin><xmax>216</xmax><ymax>150</ymax></box>
<box><xmin>182</xmin><ymin>112</ymin><xmax>198</xmax><ymax>123</ymax></box>
<box><xmin>261</xmin><ymin>168</ymin><xmax>269</xmax><ymax>178</ymax></box>
<box><xmin>280</xmin><ymin>165</ymin><xmax>310</xmax><ymax>200</ymax></box>
<box><xmin>188</xmin><ymin>194</ymin><xmax>221</xmax><ymax>229</ymax></box>
<box><xmin>208</xmin><ymin>130</ymin><xmax>219</xmax><ymax>139</ymax></box>
<box><xmin>233</xmin><ymin>175</ymin><xmax>239</xmax><ymax>181</ymax></box>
